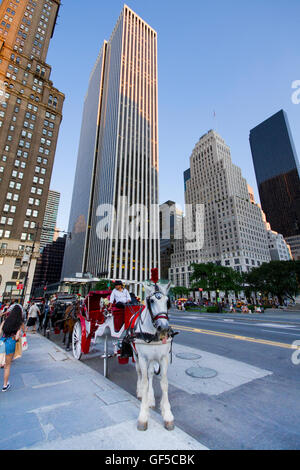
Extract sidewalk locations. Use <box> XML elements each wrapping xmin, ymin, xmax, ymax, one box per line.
<box><xmin>0</xmin><ymin>332</ymin><xmax>208</xmax><ymax>450</ymax></box>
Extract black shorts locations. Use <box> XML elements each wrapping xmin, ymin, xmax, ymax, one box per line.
<box><xmin>27</xmin><ymin>317</ymin><xmax>36</xmax><ymax>327</ymax></box>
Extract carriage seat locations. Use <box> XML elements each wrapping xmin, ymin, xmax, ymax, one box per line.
<box><xmin>111</xmin><ymin>304</ymin><xmax>143</xmax><ymax>332</ymax></box>
<box><xmin>111</xmin><ymin>307</ymin><xmax>125</xmax><ymax>332</ymax></box>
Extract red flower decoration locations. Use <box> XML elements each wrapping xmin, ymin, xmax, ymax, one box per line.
<box><xmin>151</xmin><ymin>268</ymin><xmax>159</xmax><ymax>284</ymax></box>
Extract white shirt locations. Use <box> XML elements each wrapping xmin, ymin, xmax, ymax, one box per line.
<box><xmin>110</xmin><ymin>288</ymin><xmax>131</xmax><ymax>305</ymax></box>
<box><xmin>28</xmin><ymin>304</ymin><xmax>40</xmax><ymax>318</ymax></box>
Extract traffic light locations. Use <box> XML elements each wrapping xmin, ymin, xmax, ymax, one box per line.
<box><xmin>16</xmin><ymin>280</ymin><xmax>20</xmax><ymax>287</ymax></box>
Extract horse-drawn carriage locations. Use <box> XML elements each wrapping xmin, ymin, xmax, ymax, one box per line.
<box><xmin>71</xmin><ymin>273</ymin><xmax>178</xmax><ymax>431</ymax></box>
<box><xmin>72</xmin><ymin>290</ymin><xmax>141</xmax><ymax>376</ymax></box>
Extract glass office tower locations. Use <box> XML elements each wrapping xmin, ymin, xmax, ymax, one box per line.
<box><xmin>62</xmin><ymin>5</ymin><xmax>160</xmax><ymax>287</ymax></box>
<box><xmin>249</xmin><ymin>110</ymin><xmax>300</xmax><ymax>239</ymax></box>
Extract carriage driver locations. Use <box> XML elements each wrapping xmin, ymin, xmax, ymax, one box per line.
<box><xmin>109</xmin><ymin>280</ymin><xmax>131</xmax><ymax>309</ymax></box>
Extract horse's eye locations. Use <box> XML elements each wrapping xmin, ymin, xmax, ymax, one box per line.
<box><xmin>150</xmin><ymin>298</ymin><xmax>155</xmax><ymax>303</ymax></box>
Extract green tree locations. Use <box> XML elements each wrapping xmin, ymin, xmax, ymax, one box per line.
<box><xmin>245</xmin><ymin>260</ymin><xmax>300</xmax><ymax>305</ymax></box>
<box><xmin>190</xmin><ymin>263</ymin><xmax>243</xmax><ymax>301</ymax></box>
<box><xmin>171</xmin><ymin>286</ymin><xmax>190</xmax><ymax>298</ymax></box>
<box><xmin>94</xmin><ymin>279</ymin><xmax>111</xmax><ymax>291</ymax></box>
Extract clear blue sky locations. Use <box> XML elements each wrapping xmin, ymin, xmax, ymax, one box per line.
<box><xmin>47</xmin><ymin>0</ymin><xmax>300</xmax><ymax>230</ymax></box>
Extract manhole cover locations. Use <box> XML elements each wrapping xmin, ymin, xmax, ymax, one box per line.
<box><xmin>185</xmin><ymin>367</ymin><xmax>217</xmax><ymax>379</ymax></box>
<box><xmin>176</xmin><ymin>353</ymin><xmax>201</xmax><ymax>360</ymax></box>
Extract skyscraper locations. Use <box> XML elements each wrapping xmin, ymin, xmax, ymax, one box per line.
<box><xmin>40</xmin><ymin>189</ymin><xmax>60</xmax><ymax>248</ymax></box>
<box><xmin>170</xmin><ymin>130</ymin><xmax>271</xmax><ymax>288</ymax></box>
<box><xmin>62</xmin><ymin>5</ymin><xmax>159</xmax><ymax>290</ymax></box>
<box><xmin>31</xmin><ymin>234</ymin><xmax>66</xmax><ymax>295</ymax></box>
<box><xmin>0</xmin><ymin>0</ymin><xmax>64</xmax><ymax>302</ymax></box>
<box><xmin>249</xmin><ymin>110</ymin><xmax>300</xmax><ymax>242</ymax></box>
<box><xmin>160</xmin><ymin>200</ymin><xmax>183</xmax><ymax>280</ymax></box>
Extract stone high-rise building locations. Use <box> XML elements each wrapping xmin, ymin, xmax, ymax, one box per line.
<box><xmin>170</xmin><ymin>130</ymin><xmax>271</xmax><ymax>288</ymax></box>
<box><xmin>0</xmin><ymin>0</ymin><xmax>64</xmax><ymax>302</ymax></box>
<box><xmin>62</xmin><ymin>5</ymin><xmax>159</xmax><ymax>292</ymax></box>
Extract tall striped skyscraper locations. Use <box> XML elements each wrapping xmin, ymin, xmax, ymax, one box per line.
<box><xmin>62</xmin><ymin>5</ymin><xmax>159</xmax><ymax>289</ymax></box>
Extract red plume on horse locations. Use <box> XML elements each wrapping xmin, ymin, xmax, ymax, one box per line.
<box><xmin>151</xmin><ymin>268</ymin><xmax>159</xmax><ymax>284</ymax></box>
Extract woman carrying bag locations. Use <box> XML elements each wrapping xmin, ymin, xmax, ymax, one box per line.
<box><xmin>0</xmin><ymin>304</ymin><xmax>26</xmax><ymax>392</ymax></box>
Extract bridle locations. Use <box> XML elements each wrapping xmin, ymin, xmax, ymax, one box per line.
<box><xmin>124</xmin><ymin>283</ymin><xmax>178</xmax><ymax>350</ymax></box>
<box><xmin>146</xmin><ymin>285</ymin><xmax>171</xmax><ymax>330</ymax></box>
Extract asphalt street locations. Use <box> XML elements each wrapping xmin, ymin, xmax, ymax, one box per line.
<box><xmin>48</xmin><ymin>308</ymin><xmax>300</xmax><ymax>450</ymax></box>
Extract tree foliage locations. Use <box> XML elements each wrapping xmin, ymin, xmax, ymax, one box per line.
<box><xmin>245</xmin><ymin>260</ymin><xmax>300</xmax><ymax>303</ymax></box>
<box><xmin>94</xmin><ymin>279</ymin><xmax>111</xmax><ymax>291</ymax></box>
<box><xmin>190</xmin><ymin>263</ymin><xmax>243</xmax><ymax>295</ymax></box>
<box><xmin>189</xmin><ymin>261</ymin><xmax>300</xmax><ymax>304</ymax></box>
<box><xmin>171</xmin><ymin>286</ymin><xmax>190</xmax><ymax>298</ymax></box>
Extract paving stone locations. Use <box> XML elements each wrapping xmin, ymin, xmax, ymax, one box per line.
<box><xmin>95</xmin><ymin>389</ymin><xmax>131</xmax><ymax>405</ymax></box>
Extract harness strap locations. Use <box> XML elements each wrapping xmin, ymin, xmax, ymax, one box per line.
<box><xmin>153</xmin><ymin>314</ymin><xmax>169</xmax><ymax>321</ymax></box>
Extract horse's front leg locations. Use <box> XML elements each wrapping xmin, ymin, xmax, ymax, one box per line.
<box><xmin>159</xmin><ymin>354</ymin><xmax>174</xmax><ymax>431</ymax></box>
<box><xmin>148</xmin><ymin>361</ymin><xmax>156</xmax><ymax>409</ymax></box>
<box><xmin>134</xmin><ymin>352</ymin><xmax>142</xmax><ymax>400</ymax></box>
<box><xmin>137</xmin><ymin>354</ymin><xmax>149</xmax><ymax>431</ymax></box>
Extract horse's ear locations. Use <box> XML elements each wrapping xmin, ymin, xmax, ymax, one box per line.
<box><xmin>160</xmin><ymin>281</ymin><xmax>172</xmax><ymax>295</ymax></box>
<box><xmin>141</xmin><ymin>281</ymin><xmax>153</xmax><ymax>298</ymax></box>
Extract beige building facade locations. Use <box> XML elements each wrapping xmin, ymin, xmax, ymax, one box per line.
<box><xmin>170</xmin><ymin>130</ymin><xmax>272</xmax><ymax>288</ymax></box>
<box><xmin>0</xmin><ymin>0</ymin><xmax>64</xmax><ymax>302</ymax></box>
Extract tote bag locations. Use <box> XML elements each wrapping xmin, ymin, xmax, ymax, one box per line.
<box><xmin>13</xmin><ymin>339</ymin><xmax>22</xmax><ymax>360</ymax></box>
<box><xmin>21</xmin><ymin>333</ymin><xmax>28</xmax><ymax>351</ymax></box>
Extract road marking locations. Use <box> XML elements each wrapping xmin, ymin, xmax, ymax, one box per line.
<box><xmin>260</xmin><ymin>329</ymin><xmax>300</xmax><ymax>337</ymax></box>
<box><xmin>255</xmin><ymin>323</ymin><xmax>296</xmax><ymax>329</ymax></box>
<box><xmin>171</xmin><ymin>324</ymin><xmax>300</xmax><ymax>350</ymax></box>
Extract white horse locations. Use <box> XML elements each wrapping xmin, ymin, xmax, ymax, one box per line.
<box><xmin>129</xmin><ymin>280</ymin><xmax>176</xmax><ymax>431</ymax></box>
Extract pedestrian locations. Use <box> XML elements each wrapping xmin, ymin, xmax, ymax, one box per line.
<box><xmin>0</xmin><ymin>302</ymin><xmax>10</xmax><ymax>322</ymax></box>
<box><xmin>38</xmin><ymin>301</ymin><xmax>45</xmax><ymax>331</ymax></box>
<box><xmin>0</xmin><ymin>304</ymin><xmax>26</xmax><ymax>392</ymax></box>
<box><xmin>27</xmin><ymin>302</ymin><xmax>40</xmax><ymax>333</ymax></box>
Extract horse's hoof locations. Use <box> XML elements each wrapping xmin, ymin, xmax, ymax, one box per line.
<box><xmin>137</xmin><ymin>421</ymin><xmax>148</xmax><ymax>431</ymax></box>
<box><xmin>164</xmin><ymin>421</ymin><xmax>175</xmax><ymax>431</ymax></box>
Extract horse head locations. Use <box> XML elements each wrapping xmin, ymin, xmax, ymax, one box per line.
<box><xmin>143</xmin><ymin>281</ymin><xmax>172</xmax><ymax>340</ymax></box>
